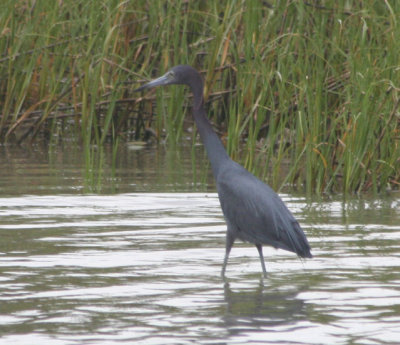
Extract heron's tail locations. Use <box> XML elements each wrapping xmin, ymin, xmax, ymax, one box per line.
<box><xmin>287</xmin><ymin>220</ymin><xmax>312</xmax><ymax>258</ymax></box>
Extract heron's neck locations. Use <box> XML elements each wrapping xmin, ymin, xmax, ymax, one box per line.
<box><xmin>191</xmin><ymin>89</ymin><xmax>230</xmax><ymax>179</ymax></box>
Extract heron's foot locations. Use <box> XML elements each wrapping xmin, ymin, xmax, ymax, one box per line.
<box><xmin>260</xmin><ymin>265</ymin><xmax>268</xmax><ymax>279</ymax></box>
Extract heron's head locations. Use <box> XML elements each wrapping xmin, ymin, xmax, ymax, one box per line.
<box><xmin>135</xmin><ymin>65</ymin><xmax>202</xmax><ymax>92</ymax></box>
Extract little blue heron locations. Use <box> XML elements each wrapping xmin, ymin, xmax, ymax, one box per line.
<box><xmin>135</xmin><ymin>65</ymin><xmax>312</xmax><ymax>277</ymax></box>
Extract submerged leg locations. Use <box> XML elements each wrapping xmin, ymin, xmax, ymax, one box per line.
<box><xmin>256</xmin><ymin>244</ymin><xmax>268</xmax><ymax>278</ymax></box>
<box><xmin>221</xmin><ymin>231</ymin><xmax>235</xmax><ymax>278</ymax></box>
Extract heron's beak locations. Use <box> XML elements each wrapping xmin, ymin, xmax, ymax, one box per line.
<box><xmin>134</xmin><ymin>72</ymin><xmax>172</xmax><ymax>92</ymax></box>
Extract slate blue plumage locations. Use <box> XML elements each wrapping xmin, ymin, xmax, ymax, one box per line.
<box><xmin>136</xmin><ymin>65</ymin><xmax>312</xmax><ymax>277</ymax></box>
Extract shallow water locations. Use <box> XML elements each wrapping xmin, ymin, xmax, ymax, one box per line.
<box><xmin>1</xmin><ymin>145</ymin><xmax>399</xmax><ymax>344</ymax></box>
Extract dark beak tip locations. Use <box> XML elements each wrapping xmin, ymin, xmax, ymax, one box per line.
<box><xmin>134</xmin><ymin>85</ymin><xmax>146</xmax><ymax>93</ymax></box>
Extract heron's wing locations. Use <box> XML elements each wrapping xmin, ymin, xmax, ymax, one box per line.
<box><xmin>217</xmin><ymin>164</ymin><xmax>311</xmax><ymax>257</ymax></box>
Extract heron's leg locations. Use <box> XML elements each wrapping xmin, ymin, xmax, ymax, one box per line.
<box><xmin>256</xmin><ymin>244</ymin><xmax>268</xmax><ymax>278</ymax></box>
<box><xmin>221</xmin><ymin>231</ymin><xmax>234</xmax><ymax>277</ymax></box>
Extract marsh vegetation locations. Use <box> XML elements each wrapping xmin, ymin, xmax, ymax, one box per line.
<box><xmin>1</xmin><ymin>0</ymin><xmax>399</xmax><ymax>193</ymax></box>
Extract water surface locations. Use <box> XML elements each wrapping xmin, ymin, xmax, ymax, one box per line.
<box><xmin>0</xmin><ymin>145</ymin><xmax>399</xmax><ymax>344</ymax></box>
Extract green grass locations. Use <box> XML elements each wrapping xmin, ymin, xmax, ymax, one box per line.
<box><xmin>0</xmin><ymin>0</ymin><xmax>399</xmax><ymax>194</ymax></box>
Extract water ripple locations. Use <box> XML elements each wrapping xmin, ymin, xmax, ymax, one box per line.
<box><xmin>0</xmin><ymin>193</ymin><xmax>400</xmax><ymax>345</ymax></box>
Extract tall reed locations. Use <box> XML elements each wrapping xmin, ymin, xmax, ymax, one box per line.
<box><xmin>0</xmin><ymin>0</ymin><xmax>398</xmax><ymax>193</ymax></box>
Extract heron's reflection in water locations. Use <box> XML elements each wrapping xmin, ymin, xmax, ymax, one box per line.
<box><xmin>222</xmin><ymin>279</ymin><xmax>309</xmax><ymax>334</ymax></box>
